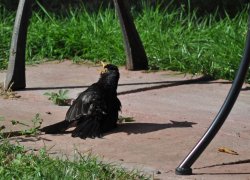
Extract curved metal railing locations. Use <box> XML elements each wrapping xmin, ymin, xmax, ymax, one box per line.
<box><xmin>176</xmin><ymin>14</ymin><xmax>250</xmax><ymax>175</ymax></box>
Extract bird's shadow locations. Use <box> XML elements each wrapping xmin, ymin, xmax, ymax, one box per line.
<box><xmin>112</xmin><ymin>120</ymin><xmax>197</xmax><ymax>135</ymax></box>
<box><xmin>3</xmin><ymin>120</ymin><xmax>197</xmax><ymax>142</ymax></box>
<box><xmin>40</xmin><ymin>120</ymin><xmax>197</xmax><ymax>137</ymax></box>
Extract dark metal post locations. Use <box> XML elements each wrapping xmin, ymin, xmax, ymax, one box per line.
<box><xmin>175</xmin><ymin>16</ymin><xmax>250</xmax><ymax>175</ymax></box>
<box><xmin>113</xmin><ymin>0</ymin><xmax>148</xmax><ymax>70</ymax></box>
<box><xmin>4</xmin><ymin>0</ymin><xmax>32</xmax><ymax>90</ymax></box>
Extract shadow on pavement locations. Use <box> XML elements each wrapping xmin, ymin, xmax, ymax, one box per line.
<box><xmin>115</xmin><ymin>120</ymin><xmax>197</xmax><ymax>134</ymax></box>
<box><xmin>195</xmin><ymin>172</ymin><xmax>250</xmax><ymax>175</ymax></box>
<box><xmin>2</xmin><ymin>120</ymin><xmax>197</xmax><ymax>142</ymax></box>
<box><xmin>194</xmin><ymin>159</ymin><xmax>250</xmax><ymax>170</ymax></box>
<box><xmin>20</xmin><ymin>75</ymin><xmax>215</xmax><ymax>93</ymax></box>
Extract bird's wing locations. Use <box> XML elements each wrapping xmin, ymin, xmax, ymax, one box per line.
<box><xmin>71</xmin><ymin>117</ymin><xmax>102</xmax><ymax>139</ymax></box>
<box><xmin>65</xmin><ymin>85</ymin><xmax>107</xmax><ymax>122</ymax></box>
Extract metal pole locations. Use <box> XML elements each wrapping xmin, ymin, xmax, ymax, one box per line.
<box><xmin>113</xmin><ymin>0</ymin><xmax>148</xmax><ymax>70</ymax></box>
<box><xmin>4</xmin><ymin>0</ymin><xmax>32</xmax><ymax>90</ymax></box>
<box><xmin>175</xmin><ymin>15</ymin><xmax>250</xmax><ymax>175</ymax></box>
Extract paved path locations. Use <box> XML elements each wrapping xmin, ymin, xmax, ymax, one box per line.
<box><xmin>0</xmin><ymin>61</ymin><xmax>250</xmax><ymax>179</ymax></box>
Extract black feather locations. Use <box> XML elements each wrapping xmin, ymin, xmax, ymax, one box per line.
<box><xmin>40</xmin><ymin>121</ymin><xmax>73</xmax><ymax>134</ymax></box>
<box><xmin>41</xmin><ymin>64</ymin><xmax>121</xmax><ymax>139</ymax></box>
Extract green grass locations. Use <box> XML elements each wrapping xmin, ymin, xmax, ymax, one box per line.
<box><xmin>137</xmin><ymin>6</ymin><xmax>247</xmax><ymax>80</ymax></box>
<box><xmin>0</xmin><ymin>4</ymin><xmax>14</xmax><ymax>69</ymax></box>
<box><xmin>0</xmin><ymin>114</ymin><xmax>148</xmax><ymax>179</ymax></box>
<box><xmin>44</xmin><ymin>89</ymin><xmax>70</xmax><ymax>106</ymax></box>
<box><xmin>0</xmin><ymin>140</ymin><xmax>148</xmax><ymax>179</ymax></box>
<box><xmin>26</xmin><ymin>6</ymin><xmax>124</xmax><ymax>65</ymax></box>
<box><xmin>0</xmin><ymin>3</ymin><xmax>249</xmax><ymax>82</ymax></box>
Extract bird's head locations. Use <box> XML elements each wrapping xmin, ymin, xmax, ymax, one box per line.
<box><xmin>100</xmin><ymin>62</ymin><xmax>119</xmax><ymax>74</ymax></box>
<box><xmin>99</xmin><ymin>62</ymin><xmax>120</xmax><ymax>91</ymax></box>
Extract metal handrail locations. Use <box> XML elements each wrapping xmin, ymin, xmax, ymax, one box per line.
<box><xmin>176</xmin><ymin>14</ymin><xmax>250</xmax><ymax>175</ymax></box>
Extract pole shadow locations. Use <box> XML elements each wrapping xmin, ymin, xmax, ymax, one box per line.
<box><xmin>193</xmin><ymin>159</ymin><xmax>250</xmax><ymax>175</ymax></box>
<box><xmin>241</xmin><ymin>86</ymin><xmax>250</xmax><ymax>91</ymax></box>
<box><xmin>21</xmin><ymin>75</ymin><xmax>215</xmax><ymax>93</ymax></box>
<box><xmin>195</xmin><ymin>159</ymin><xmax>250</xmax><ymax>169</ymax></box>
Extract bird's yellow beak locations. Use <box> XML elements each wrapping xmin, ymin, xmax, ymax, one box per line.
<box><xmin>101</xmin><ymin>61</ymin><xmax>106</xmax><ymax>68</ymax></box>
<box><xmin>100</xmin><ymin>61</ymin><xmax>108</xmax><ymax>74</ymax></box>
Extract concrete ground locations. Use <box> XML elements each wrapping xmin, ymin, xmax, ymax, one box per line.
<box><xmin>0</xmin><ymin>61</ymin><xmax>250</xmax><ymax>180</ymax></box>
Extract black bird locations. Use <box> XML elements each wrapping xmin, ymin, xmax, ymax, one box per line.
<box><xmin>41</xmin><ymin>63</ymin><xmax>121</xmax><ymax>139</ymax></box>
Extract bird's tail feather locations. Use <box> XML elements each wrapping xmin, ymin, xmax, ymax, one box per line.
<box><xmin>41</xmin><ymin>120</ymin><xmax>72</xmax><ymax>134</ymax></box>
<box><xmin>72</xmin><ymin>119</ymin><xmax>101</xmax><ymax>139</ymax></box>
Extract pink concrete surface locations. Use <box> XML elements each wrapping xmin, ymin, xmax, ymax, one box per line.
<box><xmin>0</xmin><ymin>61</ymin><xmax>250</xmax><ymax>179</ymax></box>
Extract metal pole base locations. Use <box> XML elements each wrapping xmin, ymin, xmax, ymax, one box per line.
<box><xmin>175</xmin><ymin>167</ymin><xmax>192</xmax><ymax>175</ymax></box>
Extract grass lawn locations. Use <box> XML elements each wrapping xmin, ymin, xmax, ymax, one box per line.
<box><xmin>0</xmin><ymin>3</ymin><xmax>249</xmax><ymax>82</ymax></box>
<box><xmin>0</xmin><ymin>139</ymin><xmax>149</xmax><ymax>179</ymax></box>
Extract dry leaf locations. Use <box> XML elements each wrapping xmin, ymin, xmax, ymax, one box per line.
<box><xmin>218</xmin><ymin>147</ymin><xmax>239</xmax><ymax>155</ymax></box>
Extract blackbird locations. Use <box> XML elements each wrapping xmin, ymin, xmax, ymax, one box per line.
<box><xmin>41</xmin><ymin>63</ymin><xmax>121</xmax><ymax>139</ymax></box>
